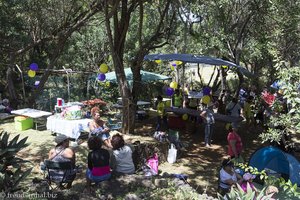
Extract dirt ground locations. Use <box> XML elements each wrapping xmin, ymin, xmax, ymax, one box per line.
<box><xmin>1</xmin><ymin>114</ymin><xmax>299</xmax><ymax>198</ymax></box>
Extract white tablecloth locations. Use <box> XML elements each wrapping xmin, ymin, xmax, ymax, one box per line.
<box><xmin>11</xmin><ymin>108</ymin><xmax>52</xmax><ymax>118</ymax></box>
<box><xmin>47</xmin><ymin>116</ymin><xmax>92</xmax><ymax>139</ymax></box>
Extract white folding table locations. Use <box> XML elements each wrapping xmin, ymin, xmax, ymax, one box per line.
<box><xmin>11</xmin><ymin>108</ymin><xmax>53</xmax><ymax>130</ymax></box>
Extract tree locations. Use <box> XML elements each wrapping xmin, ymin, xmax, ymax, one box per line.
<box><xmin>104</xmin><ymin>0</ymin><xmax>176</xmax><ymax>134</ymax></box>
<box><xmin>260</xmin><ymin>63</ymin><xmax>300</xmax><ymax>149</ymax></box>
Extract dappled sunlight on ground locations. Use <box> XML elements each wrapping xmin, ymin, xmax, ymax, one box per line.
<box><xmin>0</xmin><ymin>115</ymin><xmax>277</xmax><ymax>198</ymax></box>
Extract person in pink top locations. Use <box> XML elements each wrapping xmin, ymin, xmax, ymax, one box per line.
<box><xmin>227</xmin><ymin>124</ymin><xmax>243</xmax><ymax>159</ymax></box>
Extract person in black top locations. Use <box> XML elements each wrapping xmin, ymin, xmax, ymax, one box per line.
<box><xmin>86</xmin><ymin>136</ymin><xmax>111</xmax><ymax>188</ymax></box>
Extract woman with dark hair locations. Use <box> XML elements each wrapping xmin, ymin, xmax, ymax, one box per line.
<box><xmin>89</xmin><ymin>106</ymin><xmax>112</xmax><ymax>148</ymax></box>
<box><xmin>110</xmin><ymin>134</ymin><xmax>135</xmax><ymax>175</ymax></box>
<box><xmin>86</xmin><ymin>136</ymin><xmax>111</xmax><ymax>188</ymax></box>
<box><xmin>47</xmin><ymin>134</ymin><xmax>76</xmax><ymax>188</ymax></box>
<box><xmin>218</xmin><ymin>158</ymin><xmax>242</xmax><ymax>195</ymax></box>
<box><xmin>227</xmin><ymin>125</ymin><xmax>243</xmax><ymax>159</ymax></box>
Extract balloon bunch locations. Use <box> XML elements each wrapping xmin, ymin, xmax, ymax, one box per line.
<box><xmin>163</xmin><ymin>81</ymin><xmax>179</xmax><ymax>96</ymax></box>
<box><xmin>28</xmin><ymin>63</ymin><xmax>39</xmax><ymax>78</ymax></box>
<box><xmin>169</xmin><ymin>60</ymin><xmax>183</xmax><ymax>71</ymax></box>
<box><xmin>98</xmin><ymin>63</ymin><xmax>109</xmax><ymax>82</ymax></box>
<box><xmin>201</xmin><ymin>87</ymin><xmax>211</xmax><ymax>105</ymax></box>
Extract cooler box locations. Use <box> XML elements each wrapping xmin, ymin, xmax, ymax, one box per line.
<box><xmin>168</xmin><ymin>115</ymin><xmax>185</xmax><ymax>129</ymax></box>
<box><xmin>14</xmin><ymin>116</ymin><xmax>33</xmax><ymax>131</ymax></box>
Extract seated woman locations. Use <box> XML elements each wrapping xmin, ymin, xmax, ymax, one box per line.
<box><xmin>110</xmin><ymin>134</ymin><xmax>135</xmax><ymax>175</ymax></box>
<box><xmin>218</xmin><ymin>158</ymin><xmax>242</xmax><ymax>196</ymax></box>
<box><xmin>86</xmin><ymin>136</ymin><xmax>111</xmax><ymax>188</ymax></box>
<box><xmin>47</xmin><ymin>134</ymin><xmax>76</xmax><ymax>188</ymax></box>
<box><xmin>89</xmin><ymin>106</ymin><xmax>112</xmax><ymax>148</ymax></box>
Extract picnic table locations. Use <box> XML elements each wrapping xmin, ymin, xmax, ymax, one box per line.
<box><xmin>164</xmin><ymin>107</ymin><xmax>243</xmax><ymax>123</ymax></box>
<box><xmin>11</xmin><ymin>108</ymin><xmax>53</xmax><ymax>130</ymax></box>
<box><xmin>46</xmin><ymin>115</ymin><xmax>92</xmax><ymax>139</ymax></box>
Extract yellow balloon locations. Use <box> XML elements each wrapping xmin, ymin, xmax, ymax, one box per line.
<box><xmin>99</xmin><ymin>63</ymin><xmax>109</xmax><ymax>73</ymax></box>
<box><xmin>155</xmin><ymin>60</ymin><xmax>162</xmax><ymax>64</ymax></box>
<box><xmin>175</xmin><ymin>60</ymin><xmax>183</xmax><ymax>65</ymax></box>
<box><xmin>28</xmin><ymin>70</ymin><xmax>36</xmax><ymax>78</ymax></box>
<box><xmin>201</xmin><ymin>95</ymin><xmax>211</xmax><ymax>105</ymax></box>
<box><xmin>225</xmin><ymin>123</ymin><xmax>231</xmax><ymax>130</ymax></box>
<box><xmin>182</xmin><ymin>114</ymin><xmax>188</xmax><ymax>121</ymax></box>
<box><xmin>170</xmin><ymin>66</ymin><xmax>175</xmax><ymax>71</ymax></box>
<box><xmin>165</xmin><ymin>100</ymin><xmax>171</xmax><ymax>107</ymax></box>
<box><xmin>222</xmin><ymin>65</ymin><xmax>228</xmax><ymax>69</ymax></box>
<box><xmin>170</xmin><ymin>81</ymin><xmax>178</xmax><ymax>89</ymax></box>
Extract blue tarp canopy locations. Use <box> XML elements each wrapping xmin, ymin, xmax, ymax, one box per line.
<box><xmin>144</xmin><ymin>54</ymin><xmax>253</xmax><ymax>77</ymax></box>
<box><xmin>104</xmin><ymin>68</ymin><xmax>171</xmax><ymax>82</ymax></box>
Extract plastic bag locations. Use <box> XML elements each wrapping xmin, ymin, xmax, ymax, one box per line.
<box><xmin>167</xmin><ymin>144</ymin><xmax>177</xmax><ymax>164</ymax></box>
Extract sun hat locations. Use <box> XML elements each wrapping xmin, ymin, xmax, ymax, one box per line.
<box><xmin>243</xmin><ymin>172</ymin><xmax>256</xmax><ymax>181</ymax></box>
<box><xmin>55</xmin><ymin>134</ymin><xmax>69</xmax><ymax>144</ymax></box>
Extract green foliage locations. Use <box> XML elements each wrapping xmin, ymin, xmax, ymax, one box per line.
<box><xmin>260</xmin><ymin>64</ymin><xmax>300</xmax><ymax>144</ymax></box>
<box><xmin>237</xmin><ymin>163</ymin><xmax>300</xmax><ymax>199</ymax></box>
<box><xmin>218</xmin><ymin>183</ymin><xmax>272</xmax><ymax>200</ymax></box>
<box><xmin>0</xmin><ymin>131</ymin><xmax>32</xmax><ymax>193</ymax></box>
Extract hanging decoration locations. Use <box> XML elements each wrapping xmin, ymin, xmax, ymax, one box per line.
<box><xmin>175</xmin><ymin>61</ymin><xmax>183</xmax><ymax>65</ymax></box>
<box><xmin>97</xmin><ymin>73</ymin><xmax>106</xmax><ymax>81</ymax></box>
<box><xmin>28</xmin><ymin>70</ymin><xmax>36</xmax><ymax>78</ymax></box>
<box><xmin>99</xmin><ymin>63</ymin><xmax>109</xmax><ymax>73</ymax></box>
<box><xmin>29</xmin><ymin>63</ymin><xmax>39</xmax><ymax>71</ymax></box>
<box><xmin>203</xmin><ymin>87</ymin><xmax>211</xmax><ymax>96</ymax></box>
<box><xmin>182</xmin><ymin>114</ymin><xmax>188</xmax><ymax>121</ymax></box>
<box><xmin>155</xmin><ymin>60</ymin><xmax>162</xmax><ymax>64</ymax></box>
<box><xmin>201</xmin><ymin>95</ymin><xmax>211</xmax><ymax>105</ymax></box>
<box><xmin>169</xmin><ymin>81</ymin><xmax>178</xmax><ymax>89</ymax></box>
<box><xmin>166</xmin><ymin>87</ymin><xmax>174</xmax><ymax>96</ymax></box>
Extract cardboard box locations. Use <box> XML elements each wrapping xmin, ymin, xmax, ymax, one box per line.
<box><xmin>14</xmin><ymin>116</ymin><xmax>33</xmax><ymax>131</ymax></box>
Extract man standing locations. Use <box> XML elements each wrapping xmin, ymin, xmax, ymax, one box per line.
<box><xmin>200</xmin><ymin>102</ymin><xmax>215</xmax><ymax>147</ymax></box>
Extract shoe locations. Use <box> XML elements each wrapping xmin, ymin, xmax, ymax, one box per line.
<box><xmin>205</xmin><ymin>144</ymin><xmax>210</xmax><ymax>148</ymax></box>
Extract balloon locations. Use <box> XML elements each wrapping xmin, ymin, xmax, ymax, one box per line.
<box><xmin>182</xmin><ymin>114</ymin><xmax>188</xmax><ymax>121</ymax></box>
<box><xmin>34</xmin><ymin>80</ymin><xmax>40</xmax><ymax>87</ymax></box>
<box><xmin>170</xmin><ymin>81</ymin><xmax>178</xmax><ymax>89</ymax></box>
<box><xmin>172</xmin><ymin>63</ymin><xmax>177</xmax><ymax>67</ymax></box>
<box><xmin>99</xmin><ymin>63</ymin><xmax>109</xmax><ymax>73</ymax></box>
<box><xmin>202</xmin><ymin>95</ymin><xmax>211</xmax><ymax>105</ymax></box>
<box><xmin>97</xmin><ymin>73</ymin><xmax>106</xmax><ymax>81</ymax></box>
<box><xmin>28</xmin><ymin>70</ymin><xmax>36</xmax><ymax>78</ymax></box>
<box><xmin>175</xmin><ymin>61</ymin><xmax>183</xmax><ymax>65</ymax></box>
<box><xmin>165</xmin><ymin>100</ymin><xmax>171</xmax><ymax>107</ymax></box>
<box><xmin>222</xmin><ymin>65</ymin><xmax>228</xmax><ymax>69</ymax></box>
<box><xmin>170</xmin><ymin>66</ymin><xmax>175</xmax><ymax>71</ymax></box>
<box><xmin>225</xmin><ymin>123</ymin><xmax>231</xmax><ymax>130</ymax></box>
<box><xmin>155</xmin><ymin>60</ymin><xmax>162</xmax><ymax>64</ymax></box>
<box><xmin>30</xmin><ymin>63</ymin><xmax>39</xmax><ymax>71</ymax></box>
<box><xmin>203</xmin><ymin>87</ymin><xmax>211</xmax><ymax>95</ymax></box>
<box><xmin>166</xmin><ymin>87</ymin><xmax>174</xmax><ymax>96</ymax></box>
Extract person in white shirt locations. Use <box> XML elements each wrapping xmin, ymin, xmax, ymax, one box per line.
<box><xmin>110</xmin><ymin>134</ymin><xmax>135</xmax><ymax>175</ymax></box>
<box><xmin>218</xmin><ymin>158</ymin><xmax>242</xmax><ymax>196</ymax></box>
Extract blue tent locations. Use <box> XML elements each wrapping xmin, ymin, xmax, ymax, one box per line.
<box><xmin>249</xmin><ymin>146</ymin><xmax>300</xmax><ymax>186</ymax></box>
<box><xmin>144</xmin><ymin>54</ymin><xmax>253</xmax><ymax>78</ymax></box>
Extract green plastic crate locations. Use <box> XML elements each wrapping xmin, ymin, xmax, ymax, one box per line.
<box><xmin>14</xmin><ymin>116</ymin><xmax>33</xmax><ymax>131</ymax></box>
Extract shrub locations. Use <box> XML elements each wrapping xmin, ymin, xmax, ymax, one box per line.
<box><xmin>0</xmin><ymin>131</ymin><xmax>32</xmax><ymax>193</ymax></box>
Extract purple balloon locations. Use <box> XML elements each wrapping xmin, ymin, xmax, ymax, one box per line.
<box><xmin>203</xmin><ymin>87</ymin><xmax>211</xmax><ymax>95</ymax></box>
<box><xmin>34</xmin><ymin>81</ymin><xmax>40</xmax><ymax>87</ymax></box>
<box><xmin>97</xmin><ymin>73</ymin><xmax>106</xmax><ymax>81</ymax></box>
<box><xmin>30</xmin><ymin>63</ymin><xmax>39</xmax><ymax>71</ymax></box>
<box><xmin>166</xmin><ymin>87</ymin><xmax>174</xmax><ymax>96</ymax></box>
